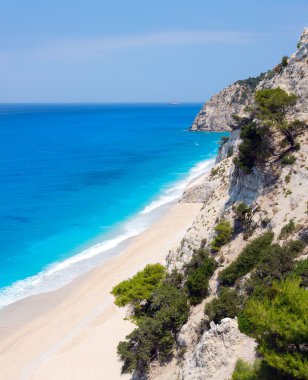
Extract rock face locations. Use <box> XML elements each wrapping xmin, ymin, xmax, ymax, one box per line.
<box><xmin>190</xmin><ymin>27</ymin><xmax>308</xmax><ymax>133</ymax></box>
<box><xmin>227</xmin><ymin>166</ymin><xmax>267</xmax><ymax>205</ymax></box>
<box><xmin>181</xmin><ymin>319</ymin><xmax>257</xmax><ymax>380</ymax></box>
<box><xmin>258</xmin><ymin>27</ymin><xmax>308</xmax><ymax>123</ymax></box>
<box><xmin>190</xmin><ymin>82</ymin><xmax>252</xmax><ymax>132</ymax></box>
<box><xmin>215</xmin><ymin>129</ymin><xmax>240</xmax><ymax>163</ymax></box>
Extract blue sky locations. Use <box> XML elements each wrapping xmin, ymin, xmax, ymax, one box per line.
<box><xmin>0</xmin><ymin>0</ymin><xmax>307</xmax><ymax>102</ymax></box>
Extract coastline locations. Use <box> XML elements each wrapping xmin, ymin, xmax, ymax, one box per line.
<box><xmin>0</xmin><ymin>157</ymin><xmax>216</xmax><ymax>310</ymax></box>
<box><xmin>0</xmin><ymin>179</ymin><xmax>207</xmax><ymax>379</ymax></box>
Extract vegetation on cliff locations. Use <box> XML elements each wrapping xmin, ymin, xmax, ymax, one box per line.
<box><xmin>210</xmin><ymin>219</ymin><xmax>233</xmax><ymax>252</ymax></box>
<box><xmin>233</xmin><ymin>87</ymin><xmax>305</xmax><ymax>173</ymax></box>
<box><xmin>112</xmin><ymin>248</ymin><xmax>216</xmax><ymax>373</ymax></box>
<box><xmin>114</xmin><ymin>267</ymin><xmax>189</xmax><ymax>373</ymax></box>
<box><xmin>184</xmin><ymin>248</ymin><xmax>217</xmax><ymax>305</ymax></box>
<box><xmin>218</xmin><ymin>231</ymin><xmax>274</xmax><ymax>286</ymax></box>
<box><xmin>231</xmin><ymin>358</ymin><xmax>288</xmax><ymax>380</ymax></box>
<box><xmin>112</xmin><ymin>30</ymin><xmax>308</xmax><ymax>378</ymax></box>
<box><xmin>238</xmin><ymin>277</ymin><xmax>308</xmax><ymax>379</ymax></box>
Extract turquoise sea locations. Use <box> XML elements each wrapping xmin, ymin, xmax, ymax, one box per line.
<box><xmin>0</xmin><ymin>104</ymin><xmax>227</xmax><ymax>307</ymax></box>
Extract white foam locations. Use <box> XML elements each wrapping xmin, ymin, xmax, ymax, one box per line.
<box><xmin>0</xmin><ymin>157</ymin><xmax>215</xmax><ymax>309</ymax></box>
<box><xmin>141</xmin><ymin>158</ymin><xmax>214</xmax><ymax>214</ymax></box>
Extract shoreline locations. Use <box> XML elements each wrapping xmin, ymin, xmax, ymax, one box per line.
<box><xmin>0</xmin><ymin>183</ymin><xmax>207</xmax><ymax>379</ymax></box>
<box><xmin>0</xmin><ymin>157</ymin><xmax>215</xmax><ymax>310</ymax></box>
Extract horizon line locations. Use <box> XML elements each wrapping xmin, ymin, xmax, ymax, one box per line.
<box><xmin>0</xmin><ymin>101</ymin><xmax>205</xmax><ymax>105</ymax></box>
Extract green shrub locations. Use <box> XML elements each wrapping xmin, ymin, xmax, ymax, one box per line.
<box><xmin>231</xmin><ymin>359</ymin><xmax>287</xmax><ymax>380</ymax></box>
<box><xmin>233</xmin><ymin>122</ymin><xmax>267</xmax><ymax>173</ymax></box>
<box><xmin>281</xmin><ymin>56</ymin><xmax>288</xmax><ymax>67</ymax></box>
<box><xmin>293</xmin><ymin>259</ymin><xmax>308</xmax><ymax>288</ymax></box>
<box><xmin>111</xmin><ymin>263</ymin><xmax>166</xmax><ymax>319</ymax></box>
<box><xmin>255</xmin><ymin>88</ymin><xmax>298</xmax><ymax>150</ymax></box>
<box><xmin>232</xmin><ymin>358</ymin><xmax>257</xmax><ymax>380</ymax></box>
<box><xmin>235</xmin><ymin>202</ymin><xmax>251</xmax><ymax>219</ymax></box>
<box><xmin>281</xmin><ymin>154</ymin><xmax>296</xmax><ymax>165</ymax></box>
<box><xmin>211</xmin><ymin>167</ymin><xmax>219</xmax><ymax>177</ymax></box>
<box><xmin>204</xmin><ymin>288</ymin><xmax>243</xmax><ymax>323</ymax></box>
<box><xmin>117</xmin><ymin>281</ymin><xmax>189</xmax><ymax>373</ymax></box>
<box><xmin>235</xmin><ymin>72</ymin><xmax>267</xmax><ymax>91</ymax></box>
<box><xmin>246</xmin><ymin>240</ymin><xmax>305</xmax><ymax>295</ymax></box>
<box><xmin>211</xmin><ymin>219</ymin><xmax>233</xmax><ymax>252</ymax></box>
<box><xmin>184</xmin><ymin>248</ymin><xmax>211</xmax><ymax>271</ymax></box>
<box><xmin>185</xmin><ymin>250</ymin><xmax>217</xmax><ymax>305</ymax></box>
<box><xmin>285</xmin><ymin>173</ymin><xmax>291</xmax><ymax>183</ymax></box>
<box><xmin>278</xmin><ymin>219</ymin><xmax>296</xmax><ymax>239</ymax></box>
<box><xmin>218</xmin><ymin>232</ymin><xmax>274</xmax><ymax>286</ymax></box>
<box><xmin>255</xmin><ymin>88</ymin><xmax>296</xmax><ymax>124</ymax></box>
<box><xmin>238</xmin><ymin>277</ymin><xmax>308</xmax><ymax>379</ymax></box>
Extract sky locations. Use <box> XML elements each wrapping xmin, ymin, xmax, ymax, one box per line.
<box><xmin>0</xmin><ymin>0</ymin><xmax>307</xmax><ymax>103</ymax></box>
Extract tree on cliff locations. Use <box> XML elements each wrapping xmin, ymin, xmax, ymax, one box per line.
<box><xmin>238</xmin><ymin>277</ymin><xmax>308</xmax><ymax>379</ymax></box>
<box><xmin>255</xmin><ymin>88</ymin><xmax>305</xmax><ymax>149</ymax></box>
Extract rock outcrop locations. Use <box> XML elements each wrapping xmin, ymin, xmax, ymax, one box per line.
<box><xmin>190</xmin><ymin>82</ymin><xmax>252</xmax><ymax>132</ymax></box>
<box><xmin>180</xmin><ymin>318</ymin><xmax>257</xmax><ymax>380</ymax></box>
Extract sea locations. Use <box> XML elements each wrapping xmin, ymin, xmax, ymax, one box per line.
<box><xmin>0</xmin><ymin>103</ymin><xmax>228</xmax><ymax>308</ymax></box>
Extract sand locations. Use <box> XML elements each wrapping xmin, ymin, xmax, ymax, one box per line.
<box><xmin>0</xmin><ymin>202</ymin><xmax>202</xmax><ymax>380</ymax></box>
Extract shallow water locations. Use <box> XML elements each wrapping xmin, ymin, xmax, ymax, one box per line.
<box><xmin>0</xmin><ymin>103</ymin><xmax>227</xmax><ymax>307</ymax></box>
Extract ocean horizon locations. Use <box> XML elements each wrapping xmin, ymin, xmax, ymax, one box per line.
<box><xmin>0</xmin><ymin>103</ymin><xmax>227</xmax><ymax>308</ymax></box>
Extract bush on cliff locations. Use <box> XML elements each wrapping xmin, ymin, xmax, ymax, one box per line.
<box><xmin>113</xmin><ymin>247</ymin><xmax>218</xmax><ymax>373</ymax></box>
<box><xmin>238</xmin><ymin>277</ymin><xmax>308</xmax><ymax>379</ymax></box>
<box><xmin>231</xmin><ymin>359</ymin><xmax>288</xmax><ymax>380</ymax></box>
<box><xmin>245</xmin><ymin>240</ymin><xmax>305</xmax><ymax>296</ymax></box>
<box><xmin>279</xmin><ymin>219</ymin><xmax>296</xmax><ymax>239</ymax></box>
<box><xmin>293</xmin><ymin>259</ymin><xmax>308</xmax><ymax>288</ymax></box>
<box><xmin>218</xmin><ymin>231</ymin><xmax>274</xmax><ymax>286</ymax></box>
<box><xmin>111</xmin><ymin>263</ymin><xmax>166</xmax><ymax>320</ymax></box>
<box><xmin>204</xmin><ymin>287</ymin><xmax>243</xmax><ymax>324</ymax></box>
<box><xmin>116</xmin><ymin>274</ymin><xmax>189</xmax><ymax>374</ymax></box>
<box><xmin>185</xmin><ymin>249</ymin><xmax>217</xmax><ymax>305</ymax></box>
<box><xmin>233</xmin><ymin>122</ymin><xmax>269</xmax><ymax>173</ymax></box>
<box><xmin>281</xmin><ymin>154</ymin><xmax>296</xmax><ymax>165</ymax></box>
<box><xmin>211</xmin><ymin>219</ymin><xmax>233</xmax><ymax>252</ymax></box>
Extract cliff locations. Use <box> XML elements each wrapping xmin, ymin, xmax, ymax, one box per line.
<box><xmin>113</xmin><ymin>28</ymin><xmax>307</xmax><ymax>380</ymax></box>
<box><xmin>190</xmin><ymin>74</ymin><xmax>266</xmax><ymax>132</ymax></box>
<box><xmin>190</xmin><ymin>27</ymin><xmax>308</xmax><ymax>133</ymax></box>
<box><xmin>150</xmin><ymin>28</ymin><xmax>308</xmax><ymax>380</ymax></box>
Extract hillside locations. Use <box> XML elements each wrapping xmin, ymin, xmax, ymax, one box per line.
<box><xmin>112</xmin><ymin>28</ymin><xmax>308</xmax><ymax>380</ymax></box>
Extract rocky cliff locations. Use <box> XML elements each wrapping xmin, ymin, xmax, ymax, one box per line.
<box><xmin>150</xmin><ymin>28</ymin><xmax>308</xmax><ymax>380</ymax></box>
<box><xmin>190</xmin><ymin>82</ymin><xmax>251</xmax><ymax>132</ymax></box>
<box><xmin>190</xmin><ymin>74</ymin><xmax>269</xmax><ymax>132</ymax></box>
<box><xmin>190</xmin><ymin>27</ymin><xmax>308</xmax><ymax>133</ymax></box>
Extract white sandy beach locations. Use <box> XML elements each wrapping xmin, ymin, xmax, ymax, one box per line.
<box><xmin>0</xmin><ymin>201</ymin><xmax>202</xmax><ymax>380</ymax></box>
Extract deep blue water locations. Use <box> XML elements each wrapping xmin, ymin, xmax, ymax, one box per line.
<box><xmin>0</xmin><ymin>104</ymin><xmax>227</xmax><ymax>306</ymax></box>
